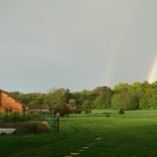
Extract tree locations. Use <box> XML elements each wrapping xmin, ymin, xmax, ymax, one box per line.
<box><xmin>92</xmin><ymin>86</ymin><xmax>113</xmax><ymax>109</ymax></box>
<box><xmin>82</xmin><ymin>100</ymin><xmax>92</xmax><ymax>114</ymax></box>
<box><xmin>138</xmin><ymin>82</ymin><xmax>152</xmax><ymax>109</ymax></box>
<box><xmin>71</xmin><ymin>90</ymin><xmax>91</xmax><ymax>111</ymax></box>
<box><xmin>46</xmin><ymin>88</ymin><xmax>70</xmax><ymax>110</ymax></box>
<box><xmin>148</xmin><ymin>82</ymin><xmax>157</xmax><ymax>109</ymax></box>
<box><xmin>111</xmin><ymin>84</ymin><xmax>139</xmax><ymax>110</ymax></box>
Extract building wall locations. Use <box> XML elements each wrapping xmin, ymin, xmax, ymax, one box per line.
<box><xmin>28</xmin><ymin>108</ymin><xmax>49</xmax><ymax>113</ymax></box>
<box><xmin>0</xmin><ymin>91</ymin><xmax>24</xmax><ymax>113</ymax></box>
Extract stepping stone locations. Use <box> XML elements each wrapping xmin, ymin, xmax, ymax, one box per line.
<box><xmin>70</xmin><ymin>152</ymin><xmax>80</xmax><ymax>156</ymax></box>
<box><xmin>95</xmin><ymin>137</ymin><xmax>102</xmax><ymax>140</ymax></box>
<box><xmin>82</xmin><ymin>146</ymin><xmax>89</xmax><ymax>149</ymax></box>
<box><xmin>78</xmin><ymin>149</ymin><xmax>84</xmax><ymax>152</ymax></box>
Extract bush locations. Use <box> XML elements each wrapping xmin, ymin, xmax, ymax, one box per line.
<box><xmin>102</xmin><ymin>112</ymin><xmax>111</xmax><ymax>117</ymax></box>
<box><xmin>16</xmin><ymin>121</ymin><xmax>50</xmax><ymax>134</ymax></box>
<box><xmin>119</xmin><ymin>108</ymin><xmax>125</xmax><ymax>114</ymax></box>
<box><xmin>36</xmin><ymin>122</ymin><xmax>50</xmax><ymax>133</ymax></box>
<box><xmin>106</xmin><ymin>113</ymin><xmax>111</xmax><ymax>117</ymax></box>
<box><xmin>0</xmin><ymin>113</ymin><xmax>44</xmax><ymax>122</ymax></box>
<box><xmin>0</xmin><ymin>121</ymin><xmax>50</xmax><ymax>134</ymax></box>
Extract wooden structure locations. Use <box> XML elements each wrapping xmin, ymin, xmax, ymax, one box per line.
<box><xmin>28</xmin><ymin>104</ymin><xmax>50</xmax><ymax>113</ymax></box>
<box><xmin>0</xmin><ymin>89</ymin><xmax>26</xmax><ymax>113</ymax></box>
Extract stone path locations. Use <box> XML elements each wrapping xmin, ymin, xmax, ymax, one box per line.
<box><xmin>63</xmin><ymin>137</ymin><xmax>102</xmax><ymax>157</ymax></box>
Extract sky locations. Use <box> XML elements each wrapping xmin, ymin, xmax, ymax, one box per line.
<box><xmin>0</xmin><ymin>0</ymin><xmax>157</xmax><ymax>93</ymax></box>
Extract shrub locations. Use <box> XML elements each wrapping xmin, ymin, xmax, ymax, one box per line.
<box><xmin>0</xmin><ymin>121</ymin><xmax>50</xmax><ymax>134</ymax></box>
<box><xmin>119</xmin><ymin>108</ymin><xmax>125</xmax><ymax>114</ymax></box>
<box><xmin>16</xmin><ymin>121</ymin><xmax>50</xmax><ymax>134</ymax></box>
<box><xmin>75</xmin><ymin>108</ymin><xmax>82</xmax><ymax>114</ymax></box>
<box><xmin>36</xmin><ymin>122</ymin><xmax>50</xmax><ymax>133</ymax></box>
<box><xmin>55</xmin><ymin>104</ymin><xmax>74</xmax><ymax>117</ymax></box>
<box><xmin>106</xmin><ymin>113</ymin><xmax>111</xmax><ymax>117</ymax></box>
<box><xmin>102</xmin><ymin>112</ymin><xmax>111</xmax><ymax>117</ymax></box>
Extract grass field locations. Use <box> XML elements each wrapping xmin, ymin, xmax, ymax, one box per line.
<box><xmin>1</xmin><ymin>110</ymin><xmax>157</xmax><ymax>157</ymax></box>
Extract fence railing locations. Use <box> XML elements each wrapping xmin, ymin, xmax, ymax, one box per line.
<box><xmin>0</xmin><ymin>112</ymin><xmax>60</xmax><ymax>133</ymax></box>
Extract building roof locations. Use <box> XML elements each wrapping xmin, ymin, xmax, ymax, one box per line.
<box><xmin>0</xmin><ymin>89</ymin><xmax>26</xmax><ymax>108</ymax></box>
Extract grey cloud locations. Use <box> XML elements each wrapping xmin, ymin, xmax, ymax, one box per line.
<box><xmin>0</xmin><ymin>0</ymin><xmax>157</xmax><ymax>92</ymax></box>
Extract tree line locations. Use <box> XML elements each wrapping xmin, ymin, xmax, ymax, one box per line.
<box><xmin>10</xmin><ymin>81</ymin><xmax>157</xmax><ymax>114</ymax></box>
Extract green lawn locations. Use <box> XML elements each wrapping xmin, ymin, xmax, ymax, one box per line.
<box><xmin>1</xmin><ymin>110</ymin><xmax>157</xmax><ymax>157</ymax></box>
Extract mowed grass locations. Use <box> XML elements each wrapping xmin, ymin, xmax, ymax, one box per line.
<box><xmin>1</xmin><ymin>110</ymin><xmax>157</xmax><ymax>157</ymax></box>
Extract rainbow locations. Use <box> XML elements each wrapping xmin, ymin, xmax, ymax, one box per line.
<box><xmin>104</xmin><ymin>34</ymin><xmax>127</xmax><ymax>86</ymax></box>
<box><xmin>148</xmin><ymin>57</ymin><xmax>157</xmax><ymax>83</ymax></box>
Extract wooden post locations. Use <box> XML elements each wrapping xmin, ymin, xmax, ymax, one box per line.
<box><xmin>56</xmin><ymin>113</ymin><xmax>60</xmax><ymax>133</ymax></box>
